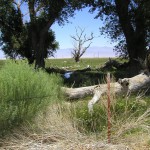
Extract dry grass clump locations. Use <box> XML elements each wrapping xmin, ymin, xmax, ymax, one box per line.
<box><xmin>0</xmin><ymin>101</ymin><xmax>150</xmax><ymax>150</ymax></box>
<box><xmin>0</xmin><ymin>59</ymin><xmax>149</xmax><ymax>149</ymax></box>
<box><xmin>0</xmin><ymin>103</ymin><xmax>126</xmax><ymax>150</ymax></box>
<box><xmin>0</xmin><ymin>103</ymin><xmax>92</xmax><ymax>150</ymax></box>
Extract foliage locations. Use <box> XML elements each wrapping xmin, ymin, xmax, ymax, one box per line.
<box><xmin>45</xmin><ymin>58</ymin><xmax>128</xmax><ymax>87</ymax></box>
<box><xmin>45</xmin><ymin>58</ymin><xmax>110</xmax><ymax>87</ymax></box>
<box><xmin>45</xmin><ymin>58</ymin><xmax>109</xmax><ymax>69</ymax></box>
<box><xmin>70</xmin><ymin>102</ymin><xmax>107</xmax><ymax>133</ymax></box>
<box><xmin>0</xmin><ymin>60</ymin><xmax>6</xmax><ymax>69</ymax></box>
<box><xmin>0</xmin><ymin>60</ymin><xmax>62</xmax><ymax>136</ymax></box>
<box><xmin>82</xmin><ymin>0</ymin><xmax>150</xmax><ymax>60</ymax></box>
<box><xmin>69</xmin><ymin>96</ymin><xmax>150</xmax><ymax>134</ymax></box>
<box><xmin>0</xmin><ymin>58</ymin><xmax>128</xmax><ymax>88</ymax></box>
<box><xmin>0</xmin><ymin>0</ymin><xmax>80</xmax><ymax>68</ymax></box>
<box><xmin>0</xmin><ymin>0</ymin><xmax>59</xmax><ymax>61</ymax></box>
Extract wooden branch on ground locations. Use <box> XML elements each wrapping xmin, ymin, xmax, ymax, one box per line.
<box><xmin>62</xmin><ymin>85</ymin><xmax>95</xmax><ymax>99</ymax></box>
<box><xmin>62</xmin><ymin>72</ymin><xmax>150</xmax><ymax>112</ymax></box>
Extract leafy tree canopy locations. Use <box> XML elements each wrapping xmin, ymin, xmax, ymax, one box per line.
<box><xmin>0</xmin><ymin>0</ymin><xmax>79</xmax><ymax>67</ymax></box>
<box><xmin>81</xmin><ymin>0</ymin><xmax>150</xmax><ymax>60</ymax></box>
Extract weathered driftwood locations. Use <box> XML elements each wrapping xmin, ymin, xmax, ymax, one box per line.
<box><xmin>62</xmin><ymin>85</ymin><xmax>95</xmax><ymax>99</ymax></box>
<box><xmin>88</xmin><ymin>72</ymin><xmax>150</xmax><ymax>112</ymax></box>
<box><xmin>63</xmin><ymin>72</ymin><xmax>150</xmax><ymax>112</ymax></box>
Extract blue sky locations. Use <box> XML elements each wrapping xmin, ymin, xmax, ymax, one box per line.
<box><xmin>52</xmin><ymin>7</ymin><xmax>116</xmax><ymax>58</ymax></box>
<box><xmin>0</xmin><ymin>6</ymin><xmax>116</xmax><ymax>58</ymax></box>
<box><xmin>51</xmin><ymin>7</ymin><xmax>115</xmax><ymax>49</ymax></box>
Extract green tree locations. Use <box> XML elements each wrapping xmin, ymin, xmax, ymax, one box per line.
<box><xmin>82</xmin><ymin>0</ymin><xmax>150</xmax><ymax>64</ymax></box>
<box><xmin>0</xmin><ymin>0</ymin><xmax>78</xmax><ymax>68</ymax></box>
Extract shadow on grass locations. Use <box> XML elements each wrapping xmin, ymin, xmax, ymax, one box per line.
<box><xmin>46</xmin><ymin>67</ymin><xmax>133</xmax><ymax>88</ymax></box>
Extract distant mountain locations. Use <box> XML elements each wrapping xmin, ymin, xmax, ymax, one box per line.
<box><xmin>53</xmin><ymin>46</ymin><xmax>115</xmax><ymax>58</ymax></box>
<box><xmin>0</xmin><ymin>46</ymin><xmax>116</xmax><ymax>59</ymax></box>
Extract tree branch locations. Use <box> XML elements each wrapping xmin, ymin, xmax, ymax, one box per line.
<box><xmin>71</xmin><ymin>27</ymin><xmax>94</xmax><ymax>61</ymax></box>
<box><xmin>80</xmin><ymin>42</ymin><xmax>92</xmax><ymax>57</ymax></box>
<box><xmin>28</xmin><ymin>0</ymin><xmax>36</xmax><ymax>22</ymax></box>
<box><xmin>13</xmin><ymin>0</ymin><xmax>23</xmax><ymax>9</ymax></box>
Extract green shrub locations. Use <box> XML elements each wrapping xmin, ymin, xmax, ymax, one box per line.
<box><xmin>70</xmin><ymin>102</ymin><xmax>107</xmax><ymax>133</ymax></box>
<box><xmin>69</xmin><ymin>96</ymin><xmax>150</xmax><ymax>134</ymax></box>
<box><xmin>0</xmin><ymin>60</ymin><xmax>62</xmax><ymax>136</ymax></box>
<box><xmin>113</xmin><ymin>97</ymin><xmax>150</xmax><ymax>119</ymax></box>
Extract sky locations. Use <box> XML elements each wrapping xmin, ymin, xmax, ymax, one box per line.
<box><xmin>0</xmin><ymin>6</ymin><xmax>116</xmax><ymax>59</ymax></box>
<box><xmin>51</xmin><ymin>7</ymin><xmax>115</xmax><ymax>49</ymax></box>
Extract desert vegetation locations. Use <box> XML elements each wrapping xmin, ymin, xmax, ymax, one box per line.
<box><xmin>0</xmin><ymin>60</ymin><xmax>63</xmax><ymax>136</ymax></box>
<box><xmin>0</xmin><ymin>58</ymin><xmax>149</xmax><ymax>150</ymax></box>
<box><xmin>0</xmin><ymin>0</ymin><xmax>150</xmax><ymax>149</ymax></box>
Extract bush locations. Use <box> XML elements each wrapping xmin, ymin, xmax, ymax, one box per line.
<box><xmin>0</xmin><ymin>60</ymin><xmax>62</xmax><ymax>136</ymax></box>
<box><xmin>69</xmin><ymin>96</ymin><xmax>150</xmax><ymax>134</ymax></box>
<box><xmin>70</xmin><ymin>102</ymin><xmax>107</xmax><ymax>133</ymax></box>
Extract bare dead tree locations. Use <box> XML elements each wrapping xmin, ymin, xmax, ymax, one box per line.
<box><xmin>71</xmin><ymin>27</ymin><xmax>94</xmax><ymax>62</ymax></box>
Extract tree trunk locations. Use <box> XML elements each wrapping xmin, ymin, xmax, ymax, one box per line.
<box><xmin>115</xmin><ymin>0</ymin><xmax>146</xmax><ymax>62</ymax></box>
<box><xmin>134</xmin><ymin>4</ymin><xmax>147</xmax><ymax>59</ymax></box>
<box><xmin>62</xmin><ymin>72</ymin><xmax>150</xmax><ymax>112</ymax></box>
<box><xmin>75</xmin><ymin>56</ymin><xmax>80</xmax><ymax>62</ymax></box>
<box><xmin>28</xmin><ymin>26</ymin><xmax>37</xmax><ymax>64</ymax></box>
<box><xmin>30</xmin><ymin>28</ymin><xmax>46</xmax><ymax>69</ymax></box>
<box><xmin>34</xmin><ymin>21</ymin><xmax>54</xmax><ymax>69</ymax></box>
<box><xmin>35</xmin><ymin>33</ymin><xmax>46</xmax><ymax>69</ymax></box>
<box><xmin>28</xmin><ymin>1</ymin><xmax>55</xmax><ymax>69</ymax></box>
<box><xmin>62</xmin><ymin>86</ymin><xmax>95</xmax><ymax>99</ymax></box>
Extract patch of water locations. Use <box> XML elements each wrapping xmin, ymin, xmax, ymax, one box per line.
<box><xmin>64</xmin><ymin>72</ymin><xmax>73</xmax><ymax>79</ymax></box>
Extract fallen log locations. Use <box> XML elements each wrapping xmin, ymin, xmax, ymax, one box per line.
<box><xmin>62</xmin><ymin>85</ymin><xmax>95</xmax><ymax>99</ymax></box>
<box><xmin>88</xmin><ymin>73</ymin><xmax>149</xmax><ymax>112</ymax></box>
<box><xmin>62</xmin><ymin>72</ymin><xmax>150</xmax><ymax>112</ymax></box>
